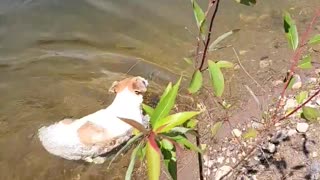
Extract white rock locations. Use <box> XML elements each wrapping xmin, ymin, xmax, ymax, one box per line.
<box><xmin>259</xmin><ymin>60</ymin><xmax>272</xmax><ymax>68</ymax></box>
<box><xmin>217</xmin><ymin>156</ymin><xmax>225</xmax><ymax>164</ymax></box>
<box><xmin>296</xmin><ymin>122</ymin><xmax>309</xmax><ymax>133</ymax></box>
<box><xmin>306</xmin><ymin>77</ymin><xmax>317</xmax><ymax>84</ymax></box>
<box><xmin>312</xmin><ymin>151</ymin><xmax>318</xmax><ymax>158</ymax></box>
<box><xmin>215</xmin><ymin>166</ymin><xmax>232</xmax><ymax>180</ymax></box>
<box><xmin>232</xmin><ymin>129</ymin><xmax>242</xmax><ymax>137</ymax></box>
<box><xmin>205</xmin><ymin>159</ymin><xmax>214</xmax><ymax>168</ymax></box>
<box><xmin>292</xmin><ymin>74</ymin><xmax>302</xmax><ymax>90</ymax></box>
<box><xmin>234</xmin><ymin>64</ymin><xmax>240</xmax><ymax>70</ymax></box>
<box><xmin>287</xmin><ymin>129</ymin><xmax>297</xmax><ymax>136</ymax></box>
<box><xmin>284</xmin><ymin>98</ymin><xmax>297</xmax><ymax>111</ymax></box>
<box><xmin>272</xmin><ymin>80</ymin><xmax>283</xmax><ymax>87</ymax></box>
<box><xmin>268</xmin><ymin>143</ymin><xmax>276</xmax><ymax>153</ymax></box>
<box><xmin>231</xmin><ymin>158</ymin><xmax>236</xmax><ymax>163</ymax></box>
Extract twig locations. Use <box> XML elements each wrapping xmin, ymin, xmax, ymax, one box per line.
<box><xmin>245</xmin><ymin>85</ymin><xmax>262</xmax><ymax>111</ymax></box>
<box><xmin>198</xmin><ymin>0</ymin><xmax>221</xmax><ymax>71</ymax></box>
<box><xmin>232</xmin><ymin>47</ymin><xmax>267</xmax><ymax>92</ymax></box>
<box><xmin>273</xmin><ymin>10</ymin><xmax>320</xmax><ymax>121</ymax></box>
<box><xmin>126</xmin><ymin>60</ymin><xmax>141</xmax><ymax>74</ymax></box>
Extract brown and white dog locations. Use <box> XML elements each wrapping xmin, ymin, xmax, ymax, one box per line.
<box><xmin>38</xmin><ymin>76</ymin><xmax>148</xmax><ymax>163</ymax></box>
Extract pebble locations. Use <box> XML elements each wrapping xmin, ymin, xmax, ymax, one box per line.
<box><xmin>306</xmin><ymin>77</ymin><xmax>317</xmax><ymax>84</ymax></box>
<box><xmin>284</xmin><ymin>98</ymin><xmax>297</xmax><ymax>111</ymax></box>
<box><xmin>215</xmin><ymin>166</ymin><xmax>232</xmax><ymax>180</ymax></box>
<box><xmin>272</xmin><ymin>80</ymin><xmax>283</xmax><ymax>87</ymax></box>
<box><xmin>268</xmin><ymin>143</ymin><xmax>276</xmax><ymax>153</ymax></box>
<box><xmin>296</xmin><ymin>122</ymin><xmax>309</xmax><ymax>133</ymax></box>
<box><xmin>217</xmin><ymin>156</ymin><xmax>225</xmax><ymax>164</ymax></box>
<box><xmin>234</xmin><ymin>64</ymin><xmax>240</xmax><ymax>70</ymax></box>
<box><xmin>292</xmin><ymin>74</ymin><xmax>302</xmax><ymax>90</ymax></box>
<box><xmin>259</xmin><ymin>60</ymin><xmax>272</xmax><ymax>68</ymax></box>
<box><xmin>232</xmin><ymin>129</ymin><xmax>242</xmax><ymax>137</ymax></box>
<box><xmin>313</xmin><ymin>152</ymin><xmax>318</xmax><ymax>158</ymax></box>
<box><xmin>232</xmin><ymin>158</ymin><xmax>236</xmax><ymax>163</ymax></box>
<box><xmin>287</xmin><ymin>129</ymin><xmax>297</xmax><ymax>136</ymax></box>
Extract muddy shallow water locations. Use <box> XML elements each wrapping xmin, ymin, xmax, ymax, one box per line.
<box><xmin>0</xmin><ymin>0</ymin><xmax>319</xmax><ymax>180</ymax></box>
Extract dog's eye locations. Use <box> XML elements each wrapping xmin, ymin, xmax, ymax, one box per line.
<box><xmin>135</xmin><ymin>91</ymin><xmax>141</xmax><ymax>95</ymax></box>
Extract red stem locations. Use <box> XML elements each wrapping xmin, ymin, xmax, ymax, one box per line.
<box><xmin>198</xmin><ymin>0</ymin><xmax>220</xmax><ymax>71</ymax></box>
<box><xmin>273</xmin><ymin>10</ymin><xmax>320</xmax><ymax>121</ymax></box>
<box><xmin>279</xmin><ymin>88</ymin><xmax>320</xmax><ymax>121</ymax></box>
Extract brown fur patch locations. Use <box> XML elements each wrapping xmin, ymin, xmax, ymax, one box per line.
<box><xmin>109</xmin><ymin>76</ymin><xmax>147</xmax><ymax>94</ymax></box>
<box><xmin>77</xmin><ymin>122</ymin><xmax>111</xmax><ymax>146</ymax></box>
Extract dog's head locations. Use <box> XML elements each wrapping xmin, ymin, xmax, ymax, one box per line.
<box><xmin>109</xmin><ymin>76</ymin><xmax>148</xmax><ymax>96</ymax></box>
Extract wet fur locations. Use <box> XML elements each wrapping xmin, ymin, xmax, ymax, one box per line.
<box><xmin>38</xmin><ymin>76</ymin><xmax>148</xmax><ymax>161</ymax></box>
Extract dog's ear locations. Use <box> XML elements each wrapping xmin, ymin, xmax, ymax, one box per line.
<box><xmin>109</xmin><ymin>81</ymin><xmax>119</xmax><ymax>93</ymax></box>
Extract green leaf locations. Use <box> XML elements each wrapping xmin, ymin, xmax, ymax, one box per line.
<box><xmin>168</xmin><ymin>135</ymin><xmax>202</xmax><ymax>153</ymax></box>
<box><xmin>108</xmin><ymin>133</ymin><xmax>143</xmax><ymax>169</ymax></box>
<box><xmin>143</xmin><ymin>103</ymin><xmax>154</xmax><ymax>116</ymax></box>
<box><xmin>287</xmin><ymin>76</ymin><xmax>296</xmax><ymax>89</ymax></box>
<box><xmin>216</xmin><ymin>61</ymin><xmax>234</xmax><ymax>69</ymax></box>
<box><xmin>283</xmin><ymin>11</ymin><xmax>299</xmax><ymax>50</ymax></box>
<box><xmin>170</xmin><ymin>127</ymin><xmax>196</xmax><ymax>135</ymax></box>
<box><xmin>211</xmin><ymin>121</ymin><xmax>223</xmax><ymax>137</ymax></box>
<box><xmin>151</xmin><ymin>78</ymin><xmax>182</xmax><ymax>127</ymax></box>
<box><xmin>208</xmin><ymin>60</ymin><xmax>225</xmax><ymax>97</ymax></box>
<box><xmin>302</xmin><ymin>106</ymin><xmax>320</xmax><ymax>122</ymax></box>
<box><xmin>186</xmin><ymin>119</ymin><xmax>198</xmax><ymax>128</ymax></box>
<box><xmin>243</xmin><ymin>128</ymin><xmax>258</xmax><ymax>139</ymax></box>
<box><xmin>188</xmin><ymin>70</ymin><xmax>203</xmax><ymax>94</ymax></box>
<box><xmin>159</xmin><ymin>82</ymin><xmax>172</xmax><ymax>104</ymax></box>
<box><xmin>137</xmin><ymin>144</ymin><xmax>147</xmax><ymax>161</ymax></box>
<box><xmin>161</xmin><ymin>139</ymin><xmax>174</xmax><ymax>150</ymax></box>
<box><xmin>191</xmin><ymin>0</ymin><xmax>206</xmax><ymax>36</ymax></box>
<box><xmin>155</xmin><ymin>111</ymin><xmax>201</xmax><ymax>133</ymax></box>
<box><xmin>308</xmin><ymin>34</ymin><xmax>320</xmax><ymax>45</ymax></box>
<box><xmin>298</xmin><ymin>55</ymin><xmax>312</xmax><ymax>69</ymax></box>
<box><xmin>125</xmin><ymin>143</ymin><xmax>142</xmax><ymax>180</ymax></box>
<box><xmin>296</xmin><ymin>91</ymin><xmax>308</xmax><ymax>104</ymax></box>
<box><xmin>209</xmin><ymin>29</ymin><xmax>240</xmax><ymax>51</ymax></box>
<box><xmin>183</xmin><ymin>57</ymin><xmax>193</xmax><ymax>65</ymax></box>
<box><xmin>146</xmin><ymin>135</ymin><xmax>161</xmax><ymax>180</ymax></box>
<box><xmin>161</xmin><ymin>143</ymin><xmax>177</xmax><ymax>180</ymax></box>
<box><xmin>235</xmin><ymin>0</ymin><xmax>256</xmax><ymax>6</ymax></box>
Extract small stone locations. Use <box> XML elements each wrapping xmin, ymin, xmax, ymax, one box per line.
<box><xmin>215</xmin><ymin>166</ymin><xmax>232</xmax><ymax>180</ymax></box>
<box><xmin>306</xmin><ymin>77</ymin><xmax>317</xmax><ymax>84</ymax></box>
<box><xmin>296</xmin><ymin>122</ymin><xmax>309</xmax><ymax>133</ymax></box>
<box><xmin>275</xmin><ymin>122</ymin><xmax>282</xmax><ymax>127</ymax></box>
<box><xmin>284</xmin><ymin>98</ymin><xmax>297</xmax><ymax>111</ymax></box>
<box><xmin>288</xmin><ymin>129</ymin><xmax>297</xmax><ymax>136</ymax></box>
<box><xmin>268</xmin><ymin>143</ymin><xmax>276</xmax><ymax>153</ymax></box>
<box><xmin>234</xmin><ymin>64</ymin><xmax>240</xmax><ymax>70</ymax></box>
<box><xmin>226</xmin><ymin>158</ymin><xmax>230</xmax><ymax>163</ymax></box>
<box><xmin>217</xmin><ymin>156</ymin><xmax>225</xmax><ymax>164</ymax></box>
<box><xmin>292</xmin><ymin>74</ymin><xmax>302</xmax><ymax>90</ymax></box>
<box><xmin>272</xmin><ymin>80</ymin><xmax>283</xmax><ymax>87</ymax></box>
<box><xmin>259</xmin><ymin>60</ymin><xmax>272</xmax><ymax>68</ymax></box>
<box><xmin>231</xmin><ymin>158</ymin><xmax>236</xmax><ymax>163</ymax></box>
<box><xmin>252</xmin><ymin>122</ymin><xmax>264</xmax><ymax>129</ymax></box>
<box><xmin>313</xmin><ymin>152</ymin><xmax>318</xmax><ymax>158</ymax></box>
<box><xmin>239</xmin><ymin>50</ymin><xmax>248</xmax><ymax>55</ymax></box>
<box><xmin>205</xmin><ymin>159</ymin><xmax>214</xmax><ymax>167</ymax></box>
<box><xmin>232</xmin><ymin>129</ymin><xmax>242</xmax><ymax>137</ymax></box>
